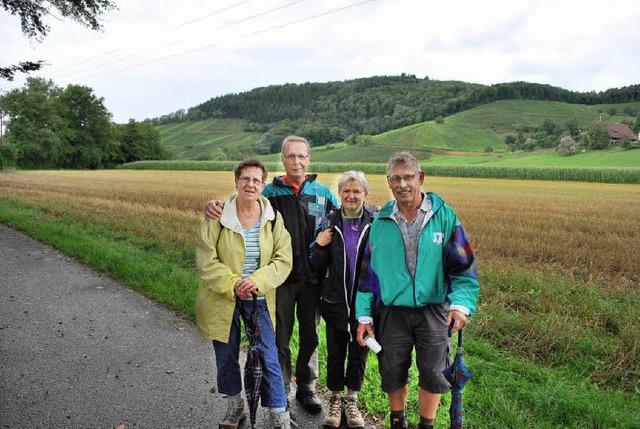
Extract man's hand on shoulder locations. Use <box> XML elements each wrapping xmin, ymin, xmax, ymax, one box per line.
<box><xmin>204</xmin><ymin>200</ymin><xmax>224</xmax><ymax>220</ymax></box>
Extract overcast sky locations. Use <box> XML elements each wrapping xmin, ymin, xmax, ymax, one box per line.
<box><xmin>2</xmin><ymin>0</ymin><xmax>639</xmax><ymax>123</ymax></box>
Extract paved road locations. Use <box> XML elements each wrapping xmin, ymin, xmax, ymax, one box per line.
<box><xmin>0</xmin><ymin>224</ymin><xmax>326</xmax><ymax>429</ymax></box>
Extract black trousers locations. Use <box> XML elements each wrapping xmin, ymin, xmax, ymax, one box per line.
<box><xmin>325</xmin><ymin>322</ymin><xmax>369</xmax><ymax>392</ymax></box>
<box><xmin>275</xmin><ymin>279</ymin><xmax>321</xmax><ymax>393</ymax></box>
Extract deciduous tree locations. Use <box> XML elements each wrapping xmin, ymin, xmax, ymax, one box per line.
<box><xmin>1</xmin><ymin>77</ymin><xmax>64</xmax><ymax>168</ymax></box>
<box><xmin>57</xmin><ymin>84</ymin><xmax>114</xmax><ymax>168</ymax></box>
<box><xmin>586</xmin><ymin>122</ymin><xmax>610</xmax><ymax>150</ymax></box>
<box><xmin>564</xmin><ymin>118</ymin><xmax>579</xmax><ymax>136</ymax></box>
<box><xmin>113</xmin><ymin>120</ymin><xmax>169</xmax><ymax>163</ymax></box>
<box><xmin>541</xmin><ymin>118</ymin><xmax>557</xmax><ymax>135</ymax></box>
<box><xmin>1</xmin><ymin>0</ymin><xmax>116</xmax><ymax>80</ymax></box>
<box><xmin>633</xmin><ymin>115</ymin><xmax>640</xmax><ymax>134</ymax></box>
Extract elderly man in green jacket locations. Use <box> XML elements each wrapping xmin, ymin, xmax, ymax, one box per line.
<box><xmin>356</xmin><ymin>152</ymin><xmax>480</xmax><ymax>429</ymax></box>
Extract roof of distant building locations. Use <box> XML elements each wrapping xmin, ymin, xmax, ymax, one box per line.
<box><xmin>607</xmin><ymin>123</ymin><xmax>637</xmax><ymax>141</ymax></box>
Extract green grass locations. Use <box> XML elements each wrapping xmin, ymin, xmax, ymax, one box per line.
<box><xmin>158</xmin><ymin>118</ymin><xmax>262</xmax><ymax>160</ymax></box>
<box><xmin>357</xmin><ymin>337</ymin><xmax>640</xmax><ymax>428</ymax></box>
<box><xmin>1</xmin><ymin>196</ymin><xmax>639</xmax><ymax>428</ymax></box>
<box><xmin>372</xmin><ymin>119</ymin><xmax>505</xmax><ymax>152</ymax></box>
<box><xmin>456</xmin><ymin>99</ymin><xmax>599</xmax><ymax>131</ymax></box>
<box><xmin>427</xmin><ymin>147</ymin><xmax>640</xmax><ymax>167</ymax></box>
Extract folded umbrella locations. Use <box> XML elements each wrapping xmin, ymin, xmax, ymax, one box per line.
<box><xmin>442</xmin><ymin>328</ymin><xmax>472</xmax><ymax>429</ymax></box>
<box><xmin>243</xmin><ymin>294</ymin><xmax>264</xmax><ymax>429</ymax></box>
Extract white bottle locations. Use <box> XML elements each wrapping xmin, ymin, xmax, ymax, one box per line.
<box><xmin>364</xmin><ymin>336</ymin><xmax>382</xmax><ymax>354</ymax></box>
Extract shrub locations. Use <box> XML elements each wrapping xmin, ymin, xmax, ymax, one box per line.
<box><xmin>558</xmin><ymin>135</ymin><xmax>577</xmax><ymax>156</ymax></box>
<box><xmin>523</xmin><ymin>138</ymin><xmax>536</xmax><ymax>152</ymax></box>
<box><xmin>620</xmin><ymin>136</ymin><xmax>635</xmax><ymax>151</ymax></box>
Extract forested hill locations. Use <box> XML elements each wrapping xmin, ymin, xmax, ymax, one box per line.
<box><xmin>149</xmin><ymin>75</ymin><xmax>640</xmax><ymax>152</ymax></box>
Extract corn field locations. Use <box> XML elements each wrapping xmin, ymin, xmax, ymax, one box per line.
<box><xmin>118</xmin><ymin>160</ymin><xmax>640</xmax><ymax>184</ymax></box>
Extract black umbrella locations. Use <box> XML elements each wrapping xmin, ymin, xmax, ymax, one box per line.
<box><xmin>442</xmin><ymin>328</ymin><xmax>472</xmax><ymax>429</ymax></box>
<box><xmin>243</xmin><ymin>294</ymin><xmax>264</xmax><ymax>429</ymax></box>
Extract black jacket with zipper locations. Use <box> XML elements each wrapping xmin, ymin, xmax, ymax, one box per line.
<box><xmin>308</xmin><ymin>204</ymin><xmax>376</xmax><ymax>334</ymax></box>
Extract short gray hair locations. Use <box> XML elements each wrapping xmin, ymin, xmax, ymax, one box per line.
<box><xmin>387</xmin><ymin>151</ymin><xmax>421</xmax><ymax>176</ymax></box>
<box><xmin>281</xmin><ymin>135</ymin><xmax>310</xmax><ymax>154</ymax></box>
<box><xmin>338</xmin><ymin>170</ymin><xmax>369</xmax><ymax>192</ymax></box>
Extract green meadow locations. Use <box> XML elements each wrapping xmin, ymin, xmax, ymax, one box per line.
<box><xmin>1</xmin><ymin>170</ymin><xmax>638</xmax><ymax>428</ymax></box>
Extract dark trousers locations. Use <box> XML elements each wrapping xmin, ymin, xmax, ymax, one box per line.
<box><xmin>325</xmin><ymin>322</ymin><xmax>369</xmax><ymax>392</ymax></box>
<box><xmin>275</xmin><ymin>279</ymin><xmax>321</xmax><ymax>393</ymax></box>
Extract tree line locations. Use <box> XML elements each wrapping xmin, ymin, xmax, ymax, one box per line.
<box><xmin>150</xmin><ymin>74</ymin><xmax>640</xmax><ymax>152</ymax></box>
<box><xmin>1</xmin><ymin>77</ymin><xmax>170</xmax><ymax>169</ymax></box>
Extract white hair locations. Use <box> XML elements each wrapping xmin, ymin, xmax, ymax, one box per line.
<box><xmin>338</xmin><ymin>170</ymin><xmax>369</xmax><ymax>192</ymax></box>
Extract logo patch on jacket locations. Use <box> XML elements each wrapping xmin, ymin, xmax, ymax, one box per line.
<box><xmin>433</xmin><ymin>232</ymin><xmax>444</xmax><ymax>245</ymax></box>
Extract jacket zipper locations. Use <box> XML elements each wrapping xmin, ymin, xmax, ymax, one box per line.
<box><xmin>389</xmin><ymin>208</ymin><xmax>436</xmax><ymax>308</ymax></box>
<box><xmin>341</xmin><ymin>222</ymin><xmax>371</xmax><ymax>342</ymax></box>
<box><xmin>413</xmin><ymin>209</ymin><xmax>436</xmax><ymax>307</ymax></box>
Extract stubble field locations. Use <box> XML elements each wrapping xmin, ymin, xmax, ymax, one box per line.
<box><xmin>1</xmin><ymin>169</ymin><xmax>639</xmax><ymax>428</ymax></box>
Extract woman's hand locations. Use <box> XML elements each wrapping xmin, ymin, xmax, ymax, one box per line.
<box><xmin>234</xmin><ymin>278</ymin><xmax>258</xmax><ymax>300</ymax></box>
<box><xmin>315</xmin><ymin>228</ymin><xmax>334</xmax><ymax>247</ymax></box>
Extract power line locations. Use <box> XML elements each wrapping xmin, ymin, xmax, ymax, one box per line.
<box><xmin>163</xmin><ymin>0</ymin><xmax>256</xmax><ymax>34</ymax></box>
<box><xmin>51</xmin><ymin>0</ymin><xmax>310</xmax><ymax>81</ymax></box>
<box><xmin>75</xmin><ymin>0</ymin><xmax>379</xmax><ymax>80</ymax></box>
<box><xmin>52</xmin><ymin>0</ymin><xmax>259</xmax><ymax>75</ymax></box>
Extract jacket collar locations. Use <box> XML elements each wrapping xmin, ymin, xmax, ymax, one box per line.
<box><xmin>273</xmin><ymin>173</ymin><xmax>318</xmax><ymax>188</ymax></box>
<box><xmin>220</xmin><ymin>195</ymin><xmax>275</xmax><ymax>233</ymax></box>
<box><xmin>379</xmin><ymin>192</ymin><xmax>444</xmax><ymax>219</ymax></box>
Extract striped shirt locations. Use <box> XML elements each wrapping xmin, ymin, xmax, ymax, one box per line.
<box><xmin>241</xmin><ymin>219</ymin><xmax>263</xmax><ymax>300</ymax></box>
<box><xmin>391</xmin><ymin>193</ymin><xmax>432</xmax><ymax>281</ymax></box>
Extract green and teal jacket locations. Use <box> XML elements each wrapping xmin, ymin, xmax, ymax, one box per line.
<box><xmin>355</xmin><ymin>192</ymin><xmax>479</xmax><ymax>319</ymax></box>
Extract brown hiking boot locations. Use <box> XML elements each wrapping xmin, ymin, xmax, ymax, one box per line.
<box><xmin>219</xmin><ymin>397</ymin><xmax>246</xmax><ymax>429</ymax></box>
<box><xmin>344</xmin><ymin>394</ymin><xmax>364</xmax><ymax>429</ymax></box>
<box><xmin>323</xmin><ymin>392</ymin><xmax>343</xmax><ymax>429</ymax></box>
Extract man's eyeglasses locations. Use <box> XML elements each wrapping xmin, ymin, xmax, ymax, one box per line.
<box><xmin>388</xmin><ymin>173</ymin><xmax>418</xmax><ymax>184</ymax></box>
<box><xmin>283</xmin><ymin>154</ymin><xmax>309</xmax><ymax>161</ymax></box>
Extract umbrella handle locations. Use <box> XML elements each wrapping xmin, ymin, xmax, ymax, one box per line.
<box><xmin>447</xmin><ymin>322</ymin><xmax>463</xmax><ymax>348</ymax></box>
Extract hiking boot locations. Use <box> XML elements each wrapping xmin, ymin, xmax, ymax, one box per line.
<box><xmin>344</xmin><ymin>394</ymin><xmax>364</xmax><ymax>429</ymax></box>
<box><xmin>295</xmin><ymin>389</ymin><xmax>322</xmax><ymax>414</ymax></box>
<box><xmin>219</xmin><ymin>397</ymin><xmax>246</xmax><ymax>429</ymax></box>
<box><xmin>323</xmin><ymin>393</ymin><xmax>343</xmax><ymax>429</ymax></box>
<box><xmin>390</xmin><ymin>414</ymin><xmax>408</xmax><ymax>429</ymax></box>
<box><xmin>272</xmin><ymin>410</ymin><xmax>292</xmax><ymax>429</ymax></box>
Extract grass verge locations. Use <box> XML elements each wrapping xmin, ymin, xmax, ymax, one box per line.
<box><xmin>1</xmin><ymin>199</ymin><xmax>638</xmax><ymax>428</ymax></box>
